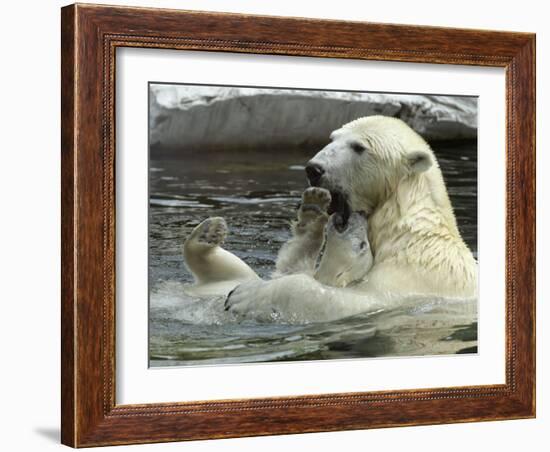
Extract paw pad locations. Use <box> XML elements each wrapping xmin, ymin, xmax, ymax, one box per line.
<box><xmin>302</xmin><ymin>187</ymin><xmax>332</xmax><ymax>208</ymax></box>
<box><xmin>197</xmin><ymin>217</ymin><xmax>228</xmax><ymax>246</ymax></box>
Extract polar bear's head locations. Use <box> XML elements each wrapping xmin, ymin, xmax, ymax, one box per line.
<box><xmin>306</xmin><ymin>116</ymin><xmax>437</xmax><ymax>216</ymax></box>
<box><xmin>314</xmin><ymin>211</ymin><xmax>373</xmax><ymax>288</ymax></box>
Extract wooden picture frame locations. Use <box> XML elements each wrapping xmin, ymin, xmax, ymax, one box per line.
<box><xmin>61</xmin><ymin>3</ymin><xmax>535</xmax><ymax>447</ymax></box>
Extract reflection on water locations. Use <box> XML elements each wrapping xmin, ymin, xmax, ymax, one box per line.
<box><xmin>149</xmin><ymin>142</ymin><xmax>478</xmax><ymax>367</ymax></box>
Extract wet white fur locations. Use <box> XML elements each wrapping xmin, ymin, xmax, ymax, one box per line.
<box><xmin>226</xmin><ymin>116</ymin><xmax>477</xmax><ymax>322</ymax></box>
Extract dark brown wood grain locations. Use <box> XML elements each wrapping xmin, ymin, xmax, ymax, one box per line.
<box><xmin>60</xmin><ymin>3</ymin><xmax>536</xmax><ymax>447</ymax></box>
<box><xmin>60</xmin><ymin>5</ymin><xmax>76</xmax><ymax>446</ymax></box>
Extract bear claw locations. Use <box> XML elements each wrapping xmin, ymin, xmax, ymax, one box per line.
<box><xmin>224</xmin><ymin>288</ymin><xmax>236</xmax><ymax>311</ymax></box>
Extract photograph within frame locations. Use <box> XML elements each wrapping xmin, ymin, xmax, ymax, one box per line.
<box><xmin>148</xmin><ymin>82</ymin><xmax>479</xmax><ymax>368</ymax></box>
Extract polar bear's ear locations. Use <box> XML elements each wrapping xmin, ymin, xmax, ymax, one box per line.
<box><xmin>407</xmin><ymin>150</ymin><xmax>433</xmax><ymax>173</ymax></box>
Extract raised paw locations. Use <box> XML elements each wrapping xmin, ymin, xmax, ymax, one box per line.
<box><xmin>302</xmin><ymin>187</ymin><xmax>331</xmax><ymax>211</ymax></box>
<box><xmin>192</xmin><ymin>217</ymin><xmax>228</xmax><ymax>247</ymax></box>
<box><xmin>298</xmin><ymin>187</ymin><xmax>331</xmax><ymax>224</ymax></box>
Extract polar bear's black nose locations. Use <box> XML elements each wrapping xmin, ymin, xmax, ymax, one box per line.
<box><xmin>306</xmin><ymin>163</ymin><xmax>325</xmax><ymax>186</ymax></box>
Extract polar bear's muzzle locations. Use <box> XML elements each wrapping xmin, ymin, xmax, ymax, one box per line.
<box><xmin>305</xmin><ymin>162</ymin><xmax>325</xmax><ymax>186</ymax></box>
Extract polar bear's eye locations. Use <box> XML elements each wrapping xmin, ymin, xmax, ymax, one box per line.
<box><xmin>360</xmin><ymin>241</ymin><xmax>367</xmax><ymax>250</ymax></box>
<box><xmin>350</xmin><ymin>141</ymin><xmax>366</xmax><ymax>154</ymax></box>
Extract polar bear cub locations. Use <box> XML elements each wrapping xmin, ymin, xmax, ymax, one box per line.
<box><xmin>182</xmin><ymin>187</ymin><xmax>373</xmax><ymax>296</ymax></box>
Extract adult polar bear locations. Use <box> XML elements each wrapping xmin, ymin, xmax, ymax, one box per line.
<box><xmin>205</xmin><ymin>116</ymin><xmax>476</xmax><ymax>322</ymax></box>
